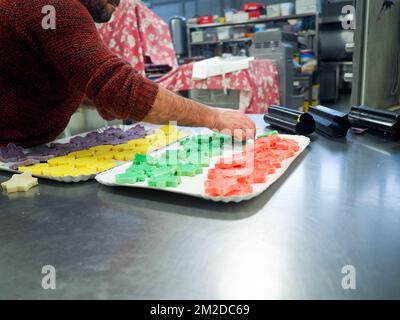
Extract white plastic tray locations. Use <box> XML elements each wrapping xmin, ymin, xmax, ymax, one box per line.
<box><xmin>0</xmin><ymin>123</ymin><xmax>192</xmax><ymax>183</ymax></box>
<box><xmin>95</xmin><ymin>134</ymin><xmax>311</xmax><ymax>203</ymax></box>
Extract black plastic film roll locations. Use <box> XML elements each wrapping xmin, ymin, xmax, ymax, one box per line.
<box><xmin>264</xmin><ymin>105</ymin><xmax>316</xmax><ymax>136</ymax></box>
<box><xmin>348</xmin><ymin>106</ymin><xmax>400</xmax><ymax>139</ymax></box>
<box><xmin>309</xmin><ymin>105</ymin><xmax>351</xmax><ymax>138</ymax></box>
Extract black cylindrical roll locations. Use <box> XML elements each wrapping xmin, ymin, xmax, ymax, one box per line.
<box><xmin>264</xmin><ymin>106</ymin><xmax>316</xmax><ymax>135</ymax></box>
<box><xmin>348</xmin><ymin>106</ymin><xmax>400</xmax><ymax>139</ymax></box>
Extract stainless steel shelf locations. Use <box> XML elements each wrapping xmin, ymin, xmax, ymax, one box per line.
<box><xmin>188</xmin><ymin>13</ymin><xmax>318</xmax><ymax>29</ymax></box>
<box><xmin>191</xmin><ymin>37</ymin><xmax>253</xmax><ymax>46</ymax></box>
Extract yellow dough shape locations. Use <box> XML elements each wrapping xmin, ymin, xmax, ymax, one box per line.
<box><xmin>95</xmin><ymin>151</ymin><xmax>117</xmax><ymax>161</ymax></box>
<box><xmin>19</xmin><ymin>163</ymin><xmax>50</xmax><ymax>175</ymax></box>
<box><xmin>68</xmin><ymin>150</ymin><xmax>94</xmax><ymax>159</ymax></box>
<box><xmin>114</xmin><ymin>151</ymin><xmax>137</xmax><ymax>161</ymax></box>
<box><xmin>160</xmin><ymin>125</ymin><xmax>178</xmax><ymax>137</ymax></box>
<box><xmin>145</xmin><ymin>134</ymin><xmax>160</xmax><ymax>143</ymax></box>
<box><xmin>131</xmin><ymin>146</ymin><xmax>149</xmax><ymax>155</ymax></box>
<box><xmin>1</xmin><ymin>172</ymin><xmax>39</xmax><ymax>193</ymax></box>
<box><xmin>42</xmin><ymin>164</ymin><xmax>76</xmax><ymax>177</ymax></box>
<box><xmin>90</xmin><ymin>145</ymin><xmax>114</xmax><ymax>152</ymax></box>
<box><xmin>112</xmin><ymin>143</ymin><xmax>135</xmax><ymax>152</ymax></box>
<box><xmin>129</xmin><ymin>138</ymin><xmax>150</xmax><ymax>147</ymax></box>
<box><xmin>74</xmin><ymin>157</ymin><xmax>99</xmax><ymax>168</ymax></box>
<box><xmin>47</xmin><ymin>155</ymin><xmax>76</xmax><ymax>167</ymax></box>
<box><xmin>68</xmin><ymin>167</ymin><xmax>98</xmax><ymax>177</ymax></box>
<box><xmin>85</xmin><ymin>160</ymin><xmax>116</xmax><ymax>172</ymax></box>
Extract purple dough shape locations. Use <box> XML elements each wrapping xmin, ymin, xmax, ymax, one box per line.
<box><xmin>86</xmin><ymin>132</ymin><xmax>102</xmax><ymax>139</ymax></box>
<box><xmin>102</xmin><ymin>128</ymin><xmax>124</xmax><ymax>138</ymax></box>
<box><xmin>70</xmin><ymin>136</ymin><xmax>92</xmax><ymax>145</ymax></box>
<box><xmin>47</xmin><ymin>149</ymin><xmax>70</xmax><ymax>157</ymax></box>
<box><xmin>0</xmin><ymin>143</ymin><xmax>27</xmax><ymax>163</ymax></box>
<box><xmin>49</xmin><ymin>142</ymin><xmax>71</xmax><ymax>149</ymax></box>
<box><xmin>132</xmin><ymin>124</ymin><xmax>146</xmax><ymax>131</ymax></box>
<box><xmin>127</xmin><ymin>127</ymin><xmax>146</xmax><ymax>135</ymax></box>
<box><xmin>77</xmin><ymin>141</ymin><xmax>99</xmax><ymax>148</ymax></box>
<box><xmin>27</xmin><ymin>155</ymin><xmax>55</xmax><ymax>162</ymax></box>
<box><xmin>115</xmin><ymin>138</ymin><xmax>132</xmax><ymax>144</ymax></box>
<box><xmin>112</xmin><ymin>132</ymin><xmax>129</xmax><ymax>139</ymax></box>
<box><xmin>94</xmin><ymin>136</ymin><xmax>120</xmax><ymax>145</ymax></box>
<box><xmin>124</xmin><ymin>133</ymin><xmax>145</xmax><ymax>140</ymax></box>
<box><xmin>28</xmin><ymin>145</ymin><xmax>57</xmax><ymax>156</ymax></box>
<box><xmin>53</xmin><ymin>142</ymin><xmax>85</xmax><ymax>153</ymax></box>
<box><xmin>100</xmin><ymin>138</ymin><xmax>122</xmax><ymax>145</ymax></box>
<box><xmin>10</xmin><ymin>159</ymin><xmax>40</xmax><ymax>170</ymax></box>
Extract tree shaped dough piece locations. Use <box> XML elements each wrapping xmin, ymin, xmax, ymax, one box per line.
<box><xmin>1</xmin><ymin>172</ymin><xmax>39</xmax><ymax>193</ymax></box>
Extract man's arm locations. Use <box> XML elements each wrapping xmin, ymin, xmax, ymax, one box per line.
<box><xmin>18</xmin><ymin>0</ymin><xmax>255</xmax><ymax>139</ymax></box>
<box><xmin>146</xmin><ymin>87</ymin><xmax>256</xmax><ymax>140</ymax></box>
<box><xmin>18</xmin><ymin>0</ymin><xmax>157</xmax><ymax>121</ymax></box>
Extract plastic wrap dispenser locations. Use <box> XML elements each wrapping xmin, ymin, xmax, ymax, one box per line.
<box><xmin>348</xmin><ymin>106</ymin><xmax>400</xmax><ymax>139</ymax></box>
<box><xmin>309</xmin><ymin>105</ymin><xmax>351</xmax><ymax>138</ymax></box>
<box><xmin>264</xmin><ymin>105</ymin><xmax>316</xmax><ymax>135</ymax></box>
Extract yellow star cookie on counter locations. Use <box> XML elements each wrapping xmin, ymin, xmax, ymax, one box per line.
<box><xmin>1</xmin><ymin>172</ymin><xmax>39</xmax><ymax>193</ymax></box>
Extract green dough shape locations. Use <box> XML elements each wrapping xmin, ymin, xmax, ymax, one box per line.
<box><xmin>133</xmin><ymin>154</ymin><xmax>159</xmax><ymax>166</ymax></box>
<box><xmin>116</xmin><ymin>172</ymin><xmax>146</xmax><ymax>184</ymax></box>
<box><xmin>125</xmin><ymin>168</ymin><xmax>146</xmax><ymax>175</ymax></box>
<box><xmin>161</xmin><ymin>150</ymin><xmax>187</xmax><ymax>165</ymax></box>
<box><xmin>150</xmin><ymin>166</ymin><xmax>177</xmax><ymax>178</ymax></box>
<box><xmin>164</xmin><ymin>149</ymin><xmax>185</xmax><ymax>159</ymax></box>
<box><xmin>257</xmin><ymin>131</ymin><xmax>279</xmax><ymax>139</ymax></box>
<box><xmin>179</xmin><ymin>137</ymin><xmax>193</xmax><ymax>146</ymax></box>
<box><xmin>176</xmin><ymin>164</ymin><xmax>203</xmax><ymax>177</ymax></box>
<box><xmin>186</xmin><ymin>153</ymin><xmax>210</xmax><ymax>167</ymax></box>
<box><xmin>133</xmin><ymin>154</ymin><xmax>147</xmax><ymax>165</ymax></box>
<box><xmin>127</xmin><ymin>164</ymin><xmax>154</xmax><ymax>175</ymax></box>
<box><xmin>196</xmin><ymin>134</ymin><xmax>213</xmax><ymax>144</ymax></box>
<box><xmin>148</xmin><ymin>175</ymin><xmax>182</xmax><ymax>188</ymax></box>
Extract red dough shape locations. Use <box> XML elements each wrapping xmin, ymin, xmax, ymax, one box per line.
<box><xmin>225</xmin><ymin>183</ymin><xmax>253</xmax><ymax>196</ymax></box>
<box><xmin>205</xmin><ymin>136</ymin><xmax>300</xmax><ymax>197</ymax></box>
<box><xmin>208</xmin><ymin>167</ymin><xmax>253</xmax><ymax>180</ymax></box>
<box><xmin>205</xmin><ymin>177</ymin><xmax>241</xmax><ymax>197</ymax></box>
<box><xmin>215</xmin><ymin>153</ymin><xmax>249</xmax><ymax>169</ymax></box>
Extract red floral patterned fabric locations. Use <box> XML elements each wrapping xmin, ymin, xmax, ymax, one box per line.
<box><xmin>98</xmin><ymin>0</ymin><xmax>178</xmax><ymax>75</ymax></box>
<box><xmin>157</xmin><ymin>60</ymin><xmax>280</xmax><ymax>114</ymax></box>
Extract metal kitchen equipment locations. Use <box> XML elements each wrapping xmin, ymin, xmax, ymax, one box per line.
<box><xmin>250</xmin><ymin>29</ymin><xmax>307</xmax><ymax>108</ymax></box>
<box><xmin>264</xmin><ymin>105</ymin><xmax>316</xmax><ymax>135</ymax></box>
<box><xmin>169</xmin><ymin>16</ymin><xmax>188</xmax><ymax>63</ymax></box>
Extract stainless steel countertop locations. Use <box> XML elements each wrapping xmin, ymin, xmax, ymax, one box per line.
<box><xmin>1</xmin><ymin>115</ymin><xmax>399</xmax><ymax>299</ymax></box>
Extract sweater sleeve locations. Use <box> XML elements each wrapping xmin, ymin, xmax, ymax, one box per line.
<box><xmin>16</xmin><ymin>0</ymin><xmax>159</xmax><ymax>121</ymax></box>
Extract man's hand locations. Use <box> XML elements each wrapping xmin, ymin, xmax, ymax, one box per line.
<box><xmin>209</xmin><ymin>108</ymin><xmax>256</xmax><ymax>141</ymax></box>
<box><xmin>144</xmin><ymin>87</ymin><xmax>256</xmax><ymax>141</ymax></box>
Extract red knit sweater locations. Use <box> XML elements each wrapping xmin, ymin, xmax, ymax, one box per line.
<box><xmin>0</xmin><ymin>0</ymin><xmax>159</xmax><ymax>147</ymax></box>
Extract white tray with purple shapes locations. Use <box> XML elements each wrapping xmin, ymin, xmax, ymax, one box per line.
<box><xmin>95</xmin><ymin>134</ymin><xmax>311</xmax><ymax>203</ymax></box>
<box><xmin>0</xmin><ymin>123</ymin><xmax>193</xmax><ymax>183</ymax></box>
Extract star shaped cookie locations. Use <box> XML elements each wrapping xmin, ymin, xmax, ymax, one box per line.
<box><xmin>1</xmin><ymin>172</ymin><xmax>39</xmax><ymax>193</ymax></box>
